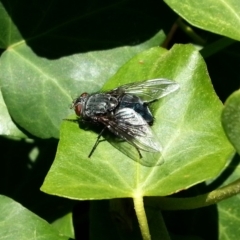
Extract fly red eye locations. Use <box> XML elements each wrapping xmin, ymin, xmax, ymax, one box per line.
<box><xmin>75</xmin><ymin>104</ymin><xmax>82</xmax><ymax>116</ymax></box>
<box><xmin>72</xmin><ymin>92</ymin><xmax>88</xmax><ymax>116</ymax></box>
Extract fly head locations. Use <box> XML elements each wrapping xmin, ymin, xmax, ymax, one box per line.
<box><xmin>72</xmin><ymin>92</ymin><xmax>89</xmax><ymax>116</ymax></box>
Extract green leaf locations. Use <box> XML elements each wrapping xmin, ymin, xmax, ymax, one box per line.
<box><xmin>0</xmin><ymin>195</ymin><xmax>68</xmax><ymax>240</ymax></box>
<box><xmin>217</xmin><ymin>156</ymin><xmax>240</xmax><ymax>239</ymax></box>
<box><xmin>41</xmin><ymin>44</ymin><xmax>234</xmax><ymax>199</ymax></box>
<box><xmin>222</xmin><ymin>90</ymin><xmax>240</xmax><ymax>153</ymax></box>
<box><xmin>0</xmin><ymin>31</ymin><xmax>165</xmax><ymax>138</ymax></box>
<box><xmin>0</xmin><ymin>2</ymin><xmax>23</xmax><ymax>48</ymax></box>
<box><xmin>164</xmin><ymin>0</ymin><xmax>240</xmax><ymax>41</ymax></box>
<box><xmin>51</xmin><ymin>213</ymin><xmax>74</xmax><ymax>239</ymax></box>
<box><xmin>0</xmin><ymin>90</ymin><xmax>27</xmax><ymax>138</ymax></box>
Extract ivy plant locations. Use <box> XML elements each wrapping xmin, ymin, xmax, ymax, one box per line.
<box><xmin>0</xmin><ymin>0</ymin><xmax>240</xmax><ymax>239</ymax></box>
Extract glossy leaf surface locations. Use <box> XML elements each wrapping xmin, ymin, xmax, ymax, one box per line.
<box><xmin>165</xmin><ymin>0</ymin><xmax>240</xmax><ymax>41</ymax></box>
<box><xmin>0</xmin><ymin>91</ymin><xmax>26</xmax><ymax>137</ymax></box>
<box><xmin>0</xmin><ymin>32</ymin><xmax>165</xmax><ymax>138</ymax></box>
<box><xmin>222</xmin><ymin>90</ymin><xmax>240</xmax><ymax>153</ymax></box>
<box><xmin>0</xmin><ymin>195</ymin><xmax>68</xmax><ymax>240</ymax></box>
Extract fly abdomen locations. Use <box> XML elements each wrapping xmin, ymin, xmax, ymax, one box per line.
<box><xmin>117</xmin><ymin>94</ymin><xmax>154</xmax><ymax>124</ymax></box>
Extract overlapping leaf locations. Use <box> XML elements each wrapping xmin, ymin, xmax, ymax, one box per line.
<box><xmin>0</xmin><ymin>195</ymin><xmax>68</xmax><ymax>240</ymax></box>
<box><xmin>0</xmin><ymin>32</ymin><xmax>165</xmax><ymax>138</ymax></box>
<box><xmin>164</xmin><ymin>0</ymin><xmax>240</xmax><ymax>41</ymax></box>
<box><xmin>0</xmin><ymin>91</ymin><xmax>26</xmax><ymax>137</ymax></box>
<box><xmin>222</xmin><ymin>90</ymin><xmax>240</xmax><ymax>153</ymax></box>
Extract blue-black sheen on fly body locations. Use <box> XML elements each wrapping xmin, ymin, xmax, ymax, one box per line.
<box><xmin>71</xmin><ymin>79</ymin><xmax>179</xmax><ymax>162</ymax></box>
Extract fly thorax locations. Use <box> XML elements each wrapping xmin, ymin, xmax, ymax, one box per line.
<box><xmin>84</xmin><ymin>93</ymin><xmax>118</xmax><ymax>117</ymax></box>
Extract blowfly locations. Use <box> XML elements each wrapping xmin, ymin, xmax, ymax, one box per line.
<box><xmin>71</xmin><ymin>79</ymin><xmax>179</xmax><ymax>160</ymax></box>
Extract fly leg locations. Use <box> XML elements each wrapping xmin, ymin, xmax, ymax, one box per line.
<box><xmin>135</xmin><ymin>147</ymin><xmax>142</xmax><ymax>159</ymax></box>
<box><xmin>88</xmin><ymin>127</ymin><xmax>107</xmax><ymax>158</ymax></box>
<box><xmin>144</xmin><ymin>99</ymin><xmax>157</xmax><ymax>105</ymax></box>
<box><xmin>63</xmin><ymin>118</ymin><xmax>78</xmax><ymax>123</ymax></box>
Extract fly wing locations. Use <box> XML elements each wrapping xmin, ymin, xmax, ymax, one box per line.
<box><xmin>112</xmin><ymin>79</ymin><xmax>179</xmax><ymax>102</ymax></box>
<box><xmin>99</xmin><ymin>108</ymin><xmax>162</xmax><ymax>152</ymax></box>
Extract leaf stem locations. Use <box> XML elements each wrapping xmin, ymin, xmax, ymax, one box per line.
<box><xmin>133</xmin><ymin>195</ymin><xmax>151</xmax><ymax>240</ymax></box>
<box><xmin>200</xmin><ymin>37</ymin><xmax>235</xmax><ymax>58</ymax></box>
<box><xmin>150</xmin><ymin>211</ymin><xmax>171</xmax><ymax>240</ymax></box>
<box><xmin>176</xmin><ymin>18</ymin><xmax>206</xmax><ymax>45</ymax></box>
<box><xmin>148</xmin><ymin>178</ymin><xmax>240</xmax><ymax>210</ymax></box>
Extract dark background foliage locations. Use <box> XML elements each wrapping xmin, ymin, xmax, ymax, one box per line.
<box><xmin>1</xmin><ymin>0</ymin><xmax>240</xmax><ymax>239</ymax></box>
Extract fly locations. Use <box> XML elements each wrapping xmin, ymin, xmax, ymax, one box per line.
<box><xmin>71</xmin><ymin>79</ymin><xmax>179</xmax><ymax>161</ymax></box>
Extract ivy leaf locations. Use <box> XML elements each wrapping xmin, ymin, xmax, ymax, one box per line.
<box><xmin>0</xmin><ymin>91</ymin><xmax>27</xmax><ymax>138</ymax></box>
<box><xmin>222</xmin><ymin>90</ymin><xmax>240</xmax><ymax>153</ymax></box>
<box><xmin>164</xmin><ymin>0</ymin><xmax>240</xmax><ymax>41</ymax></box>
<box><xmin>217</xmin><ymin>155</ymin><xmax>240</xmax><ymax>239</ymax></box>
<box><xmin>0</xmin><ymin>32</ymin><xmax>165</xmax><ymax>138</ymax></box>
<box><xmin>41</xmin><ymin>44</ymin><xmax>234</xmax><ymax>199</ymax></box>
<box><xmin>0</xmin><ymin>195</ymin><xmax>68</xmax><ymax>240</ymax></box>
